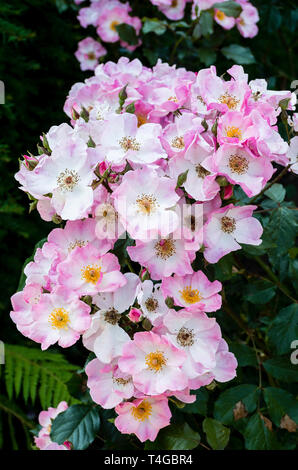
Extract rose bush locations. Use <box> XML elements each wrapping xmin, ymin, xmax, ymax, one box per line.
<box><xmin>8</xmin><ymin>56</ymin><xmax>298</xmax><ymax>449</ymax></box>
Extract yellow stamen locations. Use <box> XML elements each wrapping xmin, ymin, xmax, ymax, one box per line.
<box><xmin>110</xmin><ymin>20</ymin><xmax>119</xmax><ymax>32</ymax></box>
<box><xmin>171</xmin><ymin>136</ymin><xmax>185</xmax><ymax>149</ymax></box>
<box><xmin>226</xmin><ymin>126</ymin><xmax>242</xmax><ymax>140</ymax></box>
<box><xmin>81</xmin><ymin>264</ymin><xmax>102</xmax><ymax>284</ymax></box>
<box><xmin>179</xmin><ymin>286</ymin><xmax>202</xmax><ymax>304</ymax></box>
<box><xmin>136</xmin><ymin>194</ymin><xmax>158</xmax><ymax>215</ymax></box>
<box><xmin>145</xmin><ymin>351</ymin><xmax>167</xmax><ymax>372</ymax></box>
<box><xmin>49</xmin><ymin>308</ymin><xmax>69</xmax><ymax>330</ymax></box>
<box><xmin>219</xmin><ymin>92</ymin><xmax>240</xmax><ymax>110</ymax></box>
<box><xmin>216</xmin><ymin>10</ymin><xmax>226</xmax><ymax>21</ymax></box>
<box><xmin>131</xmin><ymin>400</ymin><xmax>152</xmax><ymax>421</ymax></box>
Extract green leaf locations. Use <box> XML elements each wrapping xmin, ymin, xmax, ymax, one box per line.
<box><xmin>213</xmin><ymin>1</ymin><xmax>242</xmax><ymax>18</ymax></box>
<box><xmin>145</xmin><ymin>423</ymin><xmax>200</xmax><ymax>450</ymax></box>
<box><xmin>198</xmin><ymin>47</ymin><xmax>217</xmax><ymax>66</ymax></box>
<box><xmin>203</xmin><ymin>418</ymin><xmax>230</xmax><ymax>450</ymax></box>
<box><xmin>263</xmin><ymin>388</ymin><xmax>298</xmax><ymax>427</ymax></box>
<box><xmin>176</xmin><ymin>169</ymin><xmax>189</xmax><ymax>188</ymax></box>
<box><xmin>263</xmin><ymin>357</ymin><xmax>298</xmax><ymax>383</ymax></box>
<box><xmin>268</xmin><ymin>304</ymin><xmax>298</xmax><ymax>355</ymax></box>
<box><xmin>115</xmin><ymin>23</ymin><xmax>138</xmax><ymax>45</ymax></box>
<box><xmin>213</xmin><ymin>253</ymin><xmax>234</xmax><ymax>281</ymax></box>
<box><xmin>229</xmin><ymin>342</ymin><xmax>257</xmax><ymax>367</ymax></box>
<box><xmin>51</xmin><ymin>404</ymin><xmax>100</xmax><ymax>450</ymax></box>
<box><xmin>199</xmin><ymin>11</ymin><xmax>214</xmax><ymax>37</ymax></box>
<box><xmin>182</xmin><ymin>388</ymin><xmax>209</xmax><ymax>415</ymax></box>
<box><xmin>221</xmin><ymin>44</ymin><xmax>255</xmax><ymax>64</ymax></box>
<box><xmin>243</xmin><ymin>413</ymin><xmax>279</xmax><ymax>450</ymax></box>
<box><xmin>142</xmin><ymin>18</ymin><xmax>167</xmax><ymax>35</ymax></box>
<box><xmin>243</xmin><ymin>280</ymin><xmax>276</xmax><ymax>305</ymax></box>
<box><xmin>214</xmin><ymin>385</ymin><xmax>259</xmax><ymax>425</ymax></box>
<box><xmin>264</xmin><ymin>184</ymin><xmax>286</xmax><ymax>203</ymax></box>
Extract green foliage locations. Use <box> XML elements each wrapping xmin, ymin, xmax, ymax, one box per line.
<box><xmin>243</xmin><ymin>413</ymin><xmax>280</xmax><ymax>450</ymax></box>
<box><xmin>1</xmin><ymin>344</ymin><xmax>80</xmax><ymax>409</ymax></box>
<box><xmin>50</xmin><ymin>404</ymin><xmax>101</xmax><ymax>450</ymax></box>
<box><xmin>145</xmin><ymin>423</ymin><xmax>200</xmax><ymax>450</ymax></box>
<box><xmin>213</xmin><ymin>2</ymin><xmax>243</xmax><ymax>18</ymax></box>
<box><xmin>221</xmin><ymin>44</ymin><xmax>256</xmax><ymax>64</ymax></box>
<box><xmin>202</xmin><ymin>418</ymin><xmax>230</xmax><ymax>450</ymax></box>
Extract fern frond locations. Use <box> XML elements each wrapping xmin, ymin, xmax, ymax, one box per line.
<box><xmin>3</xmin><ymin>345</ymin><xmax>80</xmax><ymax>409</ymax></box>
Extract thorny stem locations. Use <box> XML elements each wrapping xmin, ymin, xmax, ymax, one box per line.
<box><xmin>251</xmin><ymin>336</ymin><xmax>262</xmax><ymax>410</ymax></box>
<box><xmin>249</xmin><ymin>164</ymin><xmax>292</xmax><ymax>204</ymax></box>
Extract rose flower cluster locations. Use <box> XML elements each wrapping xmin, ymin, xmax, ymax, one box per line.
<box><xmin>74</xmin><ymin>0</ymin><xmax>259</xmax><ymax>70</ymax></box>
<box><xmin>11</xmin><ymin>57</ymin><xmax>296</xmax><ymax>445</ymax></box>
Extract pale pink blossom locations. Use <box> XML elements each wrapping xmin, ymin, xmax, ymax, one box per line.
<box><xmin>127</xmin><ymin>236</ymin><xmax>195</xmax><ymax>280</ymax></box>
<box><xmin>112</xmin><ymin>168</ymin><xmax>179</xmax><ymax>239</ymax></box>
<box><xmin>86</xmin><ymin>358</ymin><xmax>134</xmax><ymax>408</ymax></box>
<box><xmin>204</xmin><ymin>143</ymin><xmax>274</xmax><ymax>197</ymax></box>
<box><xmin>161</xmin><ymin>270</ymin><xmax>222</xmax><ymax>312</ymax></box>
<box><xmin>118</xmin><ymin>331</ymin><xmax>188</xmax><ymax>395</ymax></box>
<box><xmin>57</xmin><ymin>244</ymin><xmax>126</xmax><ymax>296</ymax></box>
<box><xmin>75</xmin><ymin>37</ymin><xmax>107</xmax><ymax>71</ymax></box>
<box><xmin>115</xmin><ymin>395</ymin><xmax>171</xmax><ymax>442</ymax></box>
<box><xmin>29</xmin><ymin>287</ymin><xmax>91</xmax><ymax>350</ymax></box>
<box><xmin>203</xmin><ymin>204</ymin><xmax>263</xmax><ymax>263</ymax></box>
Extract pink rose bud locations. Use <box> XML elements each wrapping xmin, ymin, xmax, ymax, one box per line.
<box><xmin>128</xmin><ymin>307</ymin><xmax>142</xmax><ymax>323</ymax></box>
<box><xmin>223</xmin><ymin>185</ymin><xmax>233</xmax><ymax>200</ymax></box>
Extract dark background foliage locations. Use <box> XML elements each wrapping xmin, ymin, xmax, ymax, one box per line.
<box><xmin>0</xmin><ymin>0</ymin><xmax>297</xmax><ymax>450</ymax></box>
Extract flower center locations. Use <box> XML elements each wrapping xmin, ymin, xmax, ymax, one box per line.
<box><xmin>177</xmin><ymin>327</ymin><xmax>195</xmax><ymax>347</ymax></box>
<box><xmin>136</xmin><ymin>113</ymin><xmax>147</xmax><ymax>127</ymax></box>
<box><xmin>49</xmin><ymin>307</ymin><xmax>69</xmax><ymax>330</ymax></box>
<box><xmin>226</xmin><ymin>126</ymin><xmax>242</xmax><ymax>140</ymax></box>
<box><xmin>171</xmin><ymin>0</ymin><xmax>178</xmax><ymax>7</ymax></box>
<box><xmin>196</xmin><ymin>164</ymin><xmax>210</xmax><ymax>178</ymax></box>
<box><xmin>136</xmin><ymin>194</ymin><xmax>158</xmax><ymax>215</ymax></box>
<box><xmin>197</xmin><ymin>95</ymin><xmax>206</xmax><ymax>105</ymax></box>
<box><xmin>81</xmin><ymin>264</ymin><xmax>102</xmax><ymax>285</ymax></box>
<box><xmin>216</xmin><ymin>10</ymin><xmax>226</xmax><ymax>21</ymax></box>
<box><xmin>219</xmin><ymin>92</ymin><xmax>240</xmax><ymax>110</ymax></box>
<box><xmin>155</xmin><ymin>239</ymin><xmax>176</xmax><ymax>259</ymax></box>
<box><xmin>145</xmin><ymin>297</ymin><xmax>158</xmax><ymax>312</ymax></box>
<box><xmin>104</xmin><ymin>308</ymin><xmax>121</xmax><ymax>325</ymax></box>
<box><xmin>229</xmin><ymin>154</ymin><xmax>249</xmax><ymax>175</ymax></box>
<box><xmin>179</xmin><ymin>286</ymin><xmax>202</xmax><ymax>304</ymax></box>
<box><xmin>57</xmin><ymin>169</ymin><xmax>80</xmax><ymax>192</ymax></box>
<box><xmin>131</xmin><ymin>400</ymin><xmax>152</xmax><ymax>422</ymax></box>
<box><xmin>68</xmin><ymin>240</ymin><xmax>87</xmax><ymax>252</ymax></box>
<box><xmin>171</xmin><ymin>136</ymin><xmax>185</xmax><ymax>149</ymax></box>
<box><xmin>119</xmin><ymin>136</ymin><xmax>140</xmax><ymax>152</ymax></box>
<box><xmin>145</xmin><ymin>351</ymin><xmax>167</xmax><ymax>372</ymax></box>
<box><xmin>96</xmin><ymin>203</ymin><xmax>117</xmax><ymax>223</ymax></box>
<box><xmin>113</xmin><ymin>377</ymin><xmax>131</xmax><ymax>386</ymax></box>
<box><xmin>221</xmin><ymin>216</ymin><xmax>236</xmax><ymax>234</ymax></box>
<box><xmin>168</xmin><ymin>96</ymin><xmax>178</xmax><ymax>102</ymax></box>
<box><xmin>110</xmin><ymin>20</ymin><xmax>119</xmax><ymax>31</ymax></box>
<box><xmin>87</xmin><ymin>52</ymin><xmax>96</xmax><ymax>61</ymax></box>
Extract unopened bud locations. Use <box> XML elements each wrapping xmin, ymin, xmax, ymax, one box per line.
<box><xmin>52</xmin><ymin>214</ymin><xmax>62</xmax><ymax>224</ymax></box>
